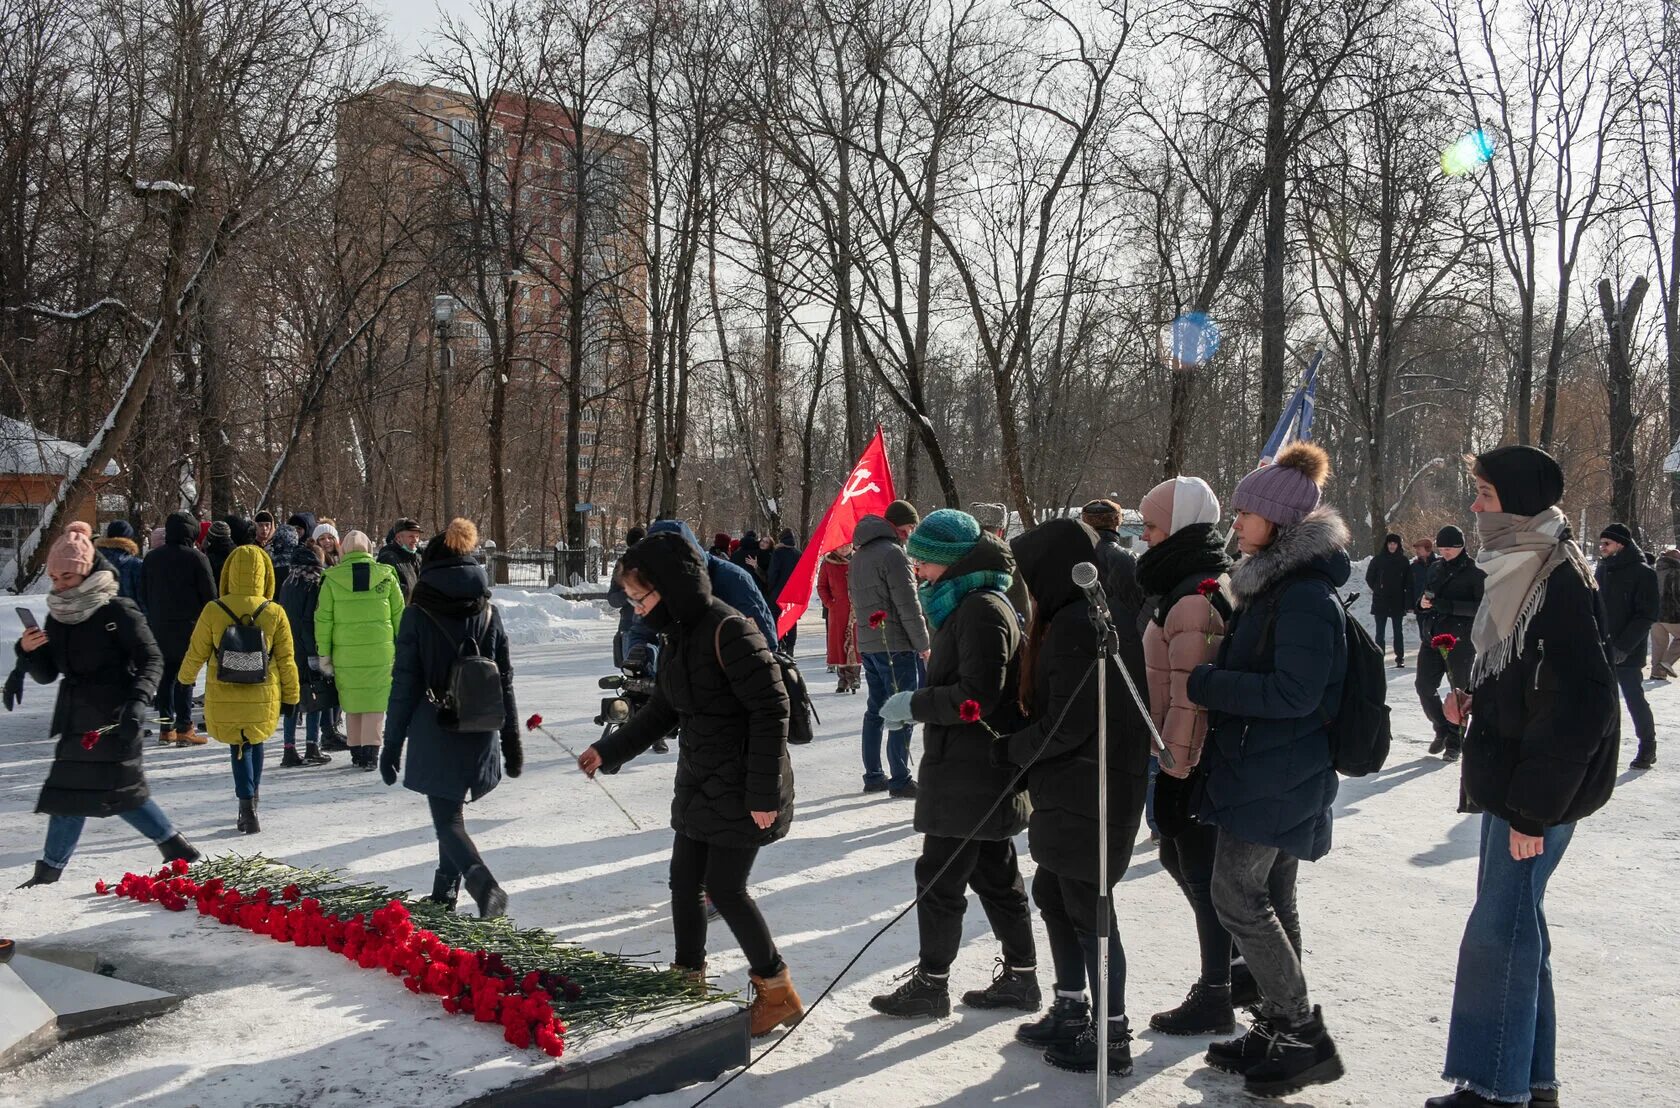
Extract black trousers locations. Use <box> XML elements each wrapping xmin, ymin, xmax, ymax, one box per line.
<box><xmin>913</xmin><ymin>834</ymin><xmax>1036</xmax><ymax>976</ymax></box>
<box><xmin>670</xmin><ymin>832</ymin><xmax>782</xmax><ymax>978</ymax></box>
<box><xmin>428</xmin><ymin>795</ymin><xmax>488</xmax><ymax>879</ymax></box>
<box><xmin>1417</xmin><ymin>639</ymin><xmax>1475</xmax><ymax>746</ymax></box>
<box><xmin>1033</xmin><ymin>867</ymin><xmax>1125</xmax><ymax>1018</ymax></box>
<box><xmin>1159</xmin><ymin>821</ymin><xmax>1233</xmax><ymax>987</ymax></box>
<box><xmin>1616</xmin><ymin>665</ymin><xmax>1656</xmax><ymax>744</ymax></box>
<box><xmin>1373</xmin><ymin>612</ymin><xmax>1405</xmax><ymax>661</ymax></box>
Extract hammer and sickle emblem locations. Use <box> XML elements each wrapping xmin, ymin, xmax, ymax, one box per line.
<box><xmin>842</xmin><ymin>467</ymin><xmax>882</xmax><ymax>503</ymax></box>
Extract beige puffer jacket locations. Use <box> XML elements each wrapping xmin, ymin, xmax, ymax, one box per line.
<box><xmin>1143</xmin><ymin>585</ymin><xmax>1227</xmax><ymax>778</ymax></box>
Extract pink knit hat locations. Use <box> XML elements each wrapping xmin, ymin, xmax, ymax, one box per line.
<box><xmin>47</xmin><ymin>521</ymin><xmax>96</xmax><ymax>577</ymax></box>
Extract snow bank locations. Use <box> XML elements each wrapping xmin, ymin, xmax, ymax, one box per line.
<box><xmin>492</xmin><ymin>586</ymin><xmax>607</xmax><ymax>646</ymax></box>
<box><xmin>0</xmin><ymin>592</ymin><xmax>49</xmax><ymax>643</ymax></box>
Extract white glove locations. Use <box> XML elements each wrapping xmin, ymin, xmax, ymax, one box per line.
<box><xmin>878</xmin><ymin>690</ymin><xmax>916</xmax><ymax>726</ymax></box>
<box><xmin>313</xmin><ymin>656</ymin><xmax>333</xmax><ymax>677</ymax></box>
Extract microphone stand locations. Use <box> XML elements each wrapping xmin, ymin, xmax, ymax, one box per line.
<box><xmin>1086</xmin><ymin>598</ymin><xmax>1115</xmax><ymax>1106</ymax></box>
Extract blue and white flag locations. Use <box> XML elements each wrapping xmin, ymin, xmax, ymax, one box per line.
<box><xmin>1260</xmin><ymin>349</ymin><xmax>1323</xmax><ymax>463</ymax></box>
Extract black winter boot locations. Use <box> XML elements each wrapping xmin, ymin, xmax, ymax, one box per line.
<box><xmin>1205</xmin><ymin>1008</ymin><xmax>1277</xmax><ymax>1075</ymax></box>
<box><xmin>1043</xmin><ymin>1016</ymin><xmax>1132</xmax><ymax>1076</ymax></box>
<box><xmin>1424</xmin><ymin>1092</ymin><xmax>1526</xmax><ymax>1107</ymax></box>
<box><xmin>960</xmin><ymin>959</ymin><xmax>1041</xmax><ymax>1011</ymax></box>
<box><xmin>321</xmin><ymin>732</ymin><xmax>350</xmax><ymax>752</ymax></box>
<box><xmin>1015</xmin><ymin>995</ymin><xmax>1089</xmax><ymax>1047</ymax></box>
<box><xmin>303</xmin><ymin>743</ymin><xmax>332</xmax><ymax>765</ymax></box>
<box><xmin>238</xmin><ymin>798</ymin><xmax>260</xmax><ymax>834</ymax></box>
<box><xmin>279</xmin><ymin>746</ymin><xmax>304</xmax><ymax>768</ymax></box>
<box><xmin>1241</xmin><ymin>1005</ymin><xmax>1344</xmax><ymax>1098</ymax></box>
<box><xmin>463</xmin><ymin>864</ymin><xmax>507</xmax><ymax>918</ymax></box>
<box><xmin>1428</xmin><ymin>733</ymin><xmax>1447</xmax><ymax>755</ymax></box>
<box><xmin>18</xmin><ymin>861</ymin><xmax>62</xmax><ymax>889</ymax></box>
<box><xmin>420</xmin><ymin>868</ymin><xmax>460</xmax><ymax>910</ymax></box>
<box><xmin>1229</xmin><ymin>959</ymin><xmax>1260</xmax><ymax>1007</ymax></box>
<box><xmin>869</xmin><ymin>968</ymin><xmax>951</xmax><ymax>1019</ymax></box>
<box><xmin>1631</xmin><ymin>741</ymin><xmax>1656</xmax><ymax>770</ymax></box>
<box><xmin>157</xmin><ymin>834</ymin><xmax>200</xmax><ymax>864</ymax></box>
<box><xmin>1529</xmin><ymin>1088</ymin><xmax>1559</xmax><ymax>1107</ymax></box>
<box><xmin>1150</xmin><ymin>982</ymin><xmax>1235</xmax><ymax>1035</ymax></box>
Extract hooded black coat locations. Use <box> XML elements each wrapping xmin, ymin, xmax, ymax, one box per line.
<box><xmin>1595</xmin><ymin>543</ymin><xmax>1660</xmax><ymax>667</ymax></box>
<box><xmin>19</xmin><ymin>578</ymin><xmax>162</xmax><ymax>817</ymax></box>
<box><xmin>1003</xmin><ymin>519</ymin><xmax>1149</xmax><ymax>886</ymax></box>
<box><xmin>909</xmin><ymin>533</ymin><xmax>1028</xmax><ymax>840</ymax></box>
<box><xmin>377</xmin><ymin>540</ymin><xmax>422</xmax><ymax>602</ymax></box>
<box><xmin>383</xmin><ymin>551</ymin><xmax>519</xmax><ymax>803</ymax></box>
<box><xmin>139</xmin><ymin>511</ymin><xmax>217</xmax><ymax>661</ymax></box>
<box><xmin>1421</xmin><ymin>553</ymin><xmax>1486</xmax><ymax>640</ymax></box>
<box><xmin>1365</xmin><ymin>537</ymin><xmax>1413</xmax><ymax>617</ymax></box>
<box><xmin>595</xmin><ymin>532</ymin><xmax>794</xmax><ymax>848</ymax></box>
<box><xmin>1462</xmin><ymin>560</ymin><xmax>1619</xmax><ymax>834</ymax></box>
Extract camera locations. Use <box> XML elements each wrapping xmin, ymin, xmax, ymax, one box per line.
<box><xmin>593</xmin><ymin>644</ymin><xmax>659</xmax><ymax>743</ymax></box>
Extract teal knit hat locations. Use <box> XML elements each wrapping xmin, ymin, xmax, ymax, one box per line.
<box><xmin>906</xmin><ymin>509</ymin><xmax>982</xmax><ymax>566</ymax></box>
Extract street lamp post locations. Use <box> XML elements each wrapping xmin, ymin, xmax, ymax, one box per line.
<box><xmin>433</xmin><ymin>294</ymin><xmax>457</xmax><ymax>521</ymax></box>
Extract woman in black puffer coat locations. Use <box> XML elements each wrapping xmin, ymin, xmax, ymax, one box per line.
<box><xmin>379</xmin><ymin>519</ymin><xmax>521</xmax><ymax>919</ymax></box>
<box><xmin>1001</xmin><ymin>516</ymin><xmax>1151</xmax><ymax>1078</ymax></box>
<box><xmin>15</xmin><ymin>523</ymin><xmax>198</xmax><ymax>888</ymax></box>
<box><xmin>577</xmin><ymin>531</ymin><xmax>799</xmax><ymax>1038</ymax></box>
<box><xmin>139</xmin><ymin>510</ymin><xmax>216</xmax><ymax>743</ymax></box>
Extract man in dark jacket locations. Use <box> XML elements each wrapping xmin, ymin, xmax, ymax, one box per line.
<box><xmin>766</xmin><ymin>530</ymin><xmax>803</xmax><ymax>651</ymax></box>
<box><xmin>1364</xmin><ymin>532</ymin><xmax>1412</xmax><ymax>666</ymax></box>
<box><xmin>1408</xmin><ymin>537</ymin><xmax>1438</xmax><ymax>622</ymax></box>
<box><xmin>95</xmin><ymin>521</ymin><xmax>146</xmax><ymax>608</ymax></box>
<box><xmin>848</xmin><ymin>502</ymin><xmax>930</xmax><ymax>797</ymax></box>
<box><xmin>377</xmin><ymin>516</ymin><xmax>424</xmax><ymax>602</ymax></box>
<box><xmin>1416</xmin><ymin>525</ymin><xmax>1484</xmax><ymax>760</ymax></box>
<box><xmin>1595</xmin><ymin>522</ymin><xmax>1660</xmax><ymax>768</ymax></box>
<box><xmin>139</xmin><ymin>511</ymin><xmax>216</xmax><ymax>745</ymax></box>
<box><xmin>868</xmin><ymin>512</ymin><xmax>1036</xmax><ymax>1020</ymax></box>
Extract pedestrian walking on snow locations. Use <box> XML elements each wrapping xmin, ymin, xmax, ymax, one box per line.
<box><xmin>1366</xmin><ymin>532</ymin><xmax>1413</xmax><ymax>667</ymax></box>
<box><xmin>1001</xmin><ymin>516</ymin><xmax>1151</xmax><ymax>1078</ymax></box>
<box><xmin>140</xmin><ymin>511</ymin><xmax>216</xmax><ymax>745</ymax></box>
<box><xmin>1594</xmin><ymin>522</ymin><xmax>1659</xmax><ymax>769</ymax></box>
<box><xmin>277</xmin><ymin>541</ymin><xmax>332</xmax><ymax>767</ymax></box>
<box><xmin>178</xmin><ymin>545</ymin><xmax>301</xmax><ymax>834</ymax></box>
<box><xmin>380</xmin><ymin>519</ymin><xmax>521</xmax><ymax>919</ymax></box>
<box><xmin>13</xmin><ymin>524</ymin><xmax>198</xmax><ymax>889</ymax></box>
<box><xmin>767</xmin><ymin>530</ymin><xmax>802</xmax><ymax>652</ymax></box>
<box><xmin>1418</xmin><ymin>525</ymin><xmax>1483</xmax><ymax>761</ymax></box>
<box><xmin>1427</xmin><ymin>445</ymin><xmax>1620</xmax><ymax>1108</ymax></box>
<box><xmin>1186</xmin><ymin>442</ymin><xmax>1348</xmax><ymax>1097</ymax></box>
<box><xmin>1651</xmin><ymin>546</ymin><xmax>1680</xmax><ymax>679</ymax></box>
<box><xmin>869</xmin><ymin>511</ymin><xmax>1037</xmax><ymax>1021</ymax></box>
<box><xmin>317</xmin><ymin>530</ymin><xmax>404</xmax><ymax>771</ymax></box>
<box><xmin>576</xmin><ymin>532</ymin><xmax>802</xmax><ymax>1038</ymax></box>
<box><xmin>850</xmin><ymin>501</ymin><xmax>930</xmax><ymax>798</ymax></box>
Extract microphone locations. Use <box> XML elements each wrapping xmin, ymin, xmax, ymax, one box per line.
<box><xmin>1071</xmin><ymin>561</ymin><xmax>1111</xmax><ymax>622</ymax></box>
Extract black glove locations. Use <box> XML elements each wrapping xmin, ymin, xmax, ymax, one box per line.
<box><xmin>989</xmin><ymin>735</ymin><xmax>1014</xmax><ymax>769</ymax></box>
<box><xmin>379</xmin><ymin>742</ymin><xmax>401</xmax><ymax>786</ymax></box>
<box><xmin>118</xmin><ymin>698</ymin><xmax>149</xmax><ymax>743</ymax></box>
<box><xmin>501</xmin><ymin>728</ymin><xmax>523</xmax><ymax>778</ymax></box>
<box><xmin>3</xmin><ymin>667</ymin><xmax>22</xmax><ymax>712</ymax></box>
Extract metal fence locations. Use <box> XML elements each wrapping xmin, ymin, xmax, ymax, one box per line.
<box><xmin>480</xmin><ymin>545</ymin><xmax>626</xmax><ymax>589</ymax></box>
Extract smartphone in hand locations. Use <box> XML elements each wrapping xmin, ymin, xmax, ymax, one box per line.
<box><xmin>16</xmin><ymin>608</ymin><xmax>38</xmax><ymax>631</ymax></box>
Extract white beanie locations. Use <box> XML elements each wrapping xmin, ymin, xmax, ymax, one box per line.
<box><xmin>312</xmin><ymin>523</ymin><xmax>340</xmax><ymax>545</ymax></box>
<box><xmin>1139</xmin><ymin>476</ymin><xmax>1222</xmax><ymax>537</ymax></box>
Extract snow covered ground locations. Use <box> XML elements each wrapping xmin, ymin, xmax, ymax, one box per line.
<box><xmin>0</xmin><ymin>609</ymin><xmax>1674</xmax><ymax>1107</ymax></box>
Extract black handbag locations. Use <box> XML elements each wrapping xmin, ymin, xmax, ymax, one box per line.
<box><xmin>296</xmin><ymin>668</ymin><xmax>338</xmax><ymax>714</ymax></box>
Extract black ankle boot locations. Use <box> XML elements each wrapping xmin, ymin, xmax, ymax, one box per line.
<box><xmin>462</xmin><ymin>864</ymin><xmax>507</xmax><ymax>918</ymax></box>
<box><xmin>960</xmin><ymin>959</ymin><xmax>1041</xmax><ymax>1011</ymax></box>
<box><xmin>1016</xmin><ymin>995</ymin><xmax>1089</xmax><ymax>1047</ymax></box>
<box><xmin>157</xmin><ymin>834</ymin><xmax>200</xmax><ymax>864</ymax></box>
<box><xmin>1205</xmin><ymin>1008</ymin><xmax>1278</xmax><ymax>1075</ymax></box>
<box><xmin>279</xmin><ymin>746</ymin><xmax>304</xmax><ymax>768</ymax></box>
<box><xmin>1631</xmin><ymin>741</ymin><xmax>1656</xmax><ymax>770</ymax></box>
<box><xmin>1044</xmin><ymin>1015</ymin><xmax>1132</xmax><ymax>1076</ymax></box>
<box><xmin>1230</xmin><ymin>960</ymin><xmax>1260</xmax><ymax>1007</ymax></box>
<box><xmin>303</xmin><ymin>743</ymin><xmax>332</xmax><ymax>765</ymax></box>
<box><xmin>421</xmin><ymin>868</ymin><xmax>460</xmax><ymax>910</ymax></box>
<box><xmin>869</xmin><ymin>968</ymin><xmax>951</xmax><ymax>1019</ymax></box>
<box><xmin>238</xmin><ymin>797</ymin><xmax>260</xmax><ymax>834</ymax></box>
<box><xmin>1150</xmin><ymin>982</ymin><xmax>1235</xmax><ymax>1035</ymax></box>
<box><xmin>1425</xmin><ymin>1091</ymin><xmax>1526</xmax><ymax>1107</ymax></box>
<box><xmin>1241</xmin><ymin>1005</ymin><xmax>1344</xmax><ymax>1097</ymax></box>
<box><xmin>18</xmin><ymin>861</ymin><xmax>62</xmax><ymax>889</ymax></box>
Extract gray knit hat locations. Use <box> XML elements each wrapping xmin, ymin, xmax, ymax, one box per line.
<box><xmin>1231</xmin><ymin>443</ymin><xmax>1330</xmax><ymax>528</ymax></box>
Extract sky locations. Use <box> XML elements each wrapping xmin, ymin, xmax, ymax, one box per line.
<box><xmin>375</xmin><ymin>0</ymin><xmax>478</xmax><ymax>70</ymax></box>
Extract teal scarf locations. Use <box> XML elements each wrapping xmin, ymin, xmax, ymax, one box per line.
<box><xmin>920</xmin><ymin>570</ymin><xmax>1012</xmax><ymax>630</ymax></box>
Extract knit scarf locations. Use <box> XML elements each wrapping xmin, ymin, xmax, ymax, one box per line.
<box><xmin>1136</xmin><ymin>521</ymin><xmax>1232</xmax><ymax>625</ymax></box>
<box><xmin>1467</xmin><ymin>506</ymin><xmax>1591</xmax><ymax>688</ymax></box>
<box><xmin>920</xmin><ymin>570</ymin><xmax>1012</xmax><ymax>630</ymax></box>
<box><xmin>45</xmin><ymin>568</ymin><xmax>119</xmax><ymax>625</ymax></box>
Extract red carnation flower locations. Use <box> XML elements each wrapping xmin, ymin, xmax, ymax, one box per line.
<box><xmin>94</xmin><ymin>880</ymin><xmax>108</xmax><ymax>895</ymax></box>
<box><xmin>170</xmin><ymin>858</ymin><xmax>190</xmax><ymax>875</ymax></box>
<box><xmin>868</xmin><ymin>609</ymin><xmax>887</xmax><ymax>629</ymax></box>
<box><xmin>1196</xmin><ymin>578</ymin><xmax>1221</xmax><ymax>598</ymax></box>
<box><xmin>1431</xmin><ymin>633</ymin><xmax>1458</xmax><ymax>652</ymax></box>
<box><xmin>958</xmin><ymin>699</ymin><xmax>983</xmax><ymax>723</ymax></box>
<box><xmin>525</xmin><ymin>714</ymin><xmax>543</xmax><ymax>731</ymax></box>
<box><xmin>80</xmin><ymin>729</ymin><xmax>100</xmax><ymax>750</ymax></box>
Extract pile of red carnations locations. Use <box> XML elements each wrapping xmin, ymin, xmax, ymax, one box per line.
<box><xmin>99</xmin><ymin>859</ymin><xmax>570</xmax><ymax>1056</ymax></box>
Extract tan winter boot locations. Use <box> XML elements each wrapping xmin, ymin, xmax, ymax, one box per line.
<box><xmin>748</xmin><ymin>967</ymin><xmax>804</xmax><ymax>1037</ymax></box>
<box><xmin>158</xmin><ymin>729</ymin><xmax>178</xmax><ymax>746</ymax></box>
<box><xmin>671</xmin><ymin>962</ymin><xmax>708</xmax><ymax>987</ymax></box>
<box><xmin>178</xmin><ymin>724</ymin><xmax>206</xmax><ymax>745</ymax></box>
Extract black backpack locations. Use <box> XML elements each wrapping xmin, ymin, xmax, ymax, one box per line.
<box><xmin>1252</xmin><ymin>575</ymin><xmax>1391</xmax><ymax>777</ymax></box>
<box><xmin>417</xmin><ymin>607</ymin><xmax>505</xmax><ymax>733</ymax></box>
<box><xmin>713</xmin><ymin>619</ymin><xmax>817</xmax><ymax>745</ymax></box>
<box><xmin>213</xmin><ymin>601</ymin><xmax>272</xmax><ymax>685</ymax></box>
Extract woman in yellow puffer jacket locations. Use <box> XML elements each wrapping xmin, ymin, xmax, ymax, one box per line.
<box><xmin>179</xmin><ymin>544</ymin><xmax>300</xmax><ymax>834</ymax></box>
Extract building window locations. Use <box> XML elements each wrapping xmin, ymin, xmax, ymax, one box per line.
<box><xmin>0</xmin><ymin>505</ymin><xmax>41</xmax><ymax>556</ymax></box>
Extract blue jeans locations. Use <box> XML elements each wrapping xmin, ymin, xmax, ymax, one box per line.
<box><xmin>231</xmin><ymin>742</ymin><xmax>266</xmax><ymax>799</ymax></box>
<box><xmin>1443</xmin><ymin>813</ymin><xmax>1575</xmax><ymax>1102</ymax></box>
<box><xmin>861</xmin><ymin>651</ymin><xmax>921</xmax><ymax>789</ymax></box>
<box><xmin>43</xmin><ymin>799</ymin><xmax>176</xmax><ymax>870</ymax></box>
<box><xmin>1615</xmin><ymin>665</ymin><xmax>1655</xmax><ymax>744</ymax></box>
<box><xmin>284</xmin><ymin>708</ymin><xmax>322</xmax><ymax>749</ymax></box>
<box><xmin>157</xmin><ymin>655</ymin><xmax>192</xmax><ymax>731</ymax></box>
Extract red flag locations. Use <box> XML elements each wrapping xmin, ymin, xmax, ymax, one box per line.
<box><xmin>775</xmin><ymin>427</ymin><xmax>896</xmax><ymax>637</ymax></box>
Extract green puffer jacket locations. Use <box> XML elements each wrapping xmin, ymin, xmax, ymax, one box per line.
<box><xmin>316</xmin><ymin>551</ymin><xmax>404</xmax><ymax>713</ymax></box>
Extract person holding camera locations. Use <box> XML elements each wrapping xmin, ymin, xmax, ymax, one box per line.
<box><xmin>1417</xmin><ymin>525</ymin><xmax>1484</xmax><ymax>762</ymax></box>
<box><xmin>14</xmin><ymin>523</ymin><xmax>198</xmax><ymax>888</ymax></box>
<box><xmin>575</xmin><ymin>531</ymin><xmax>801</xmax><ymax>1038</ymax></box>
